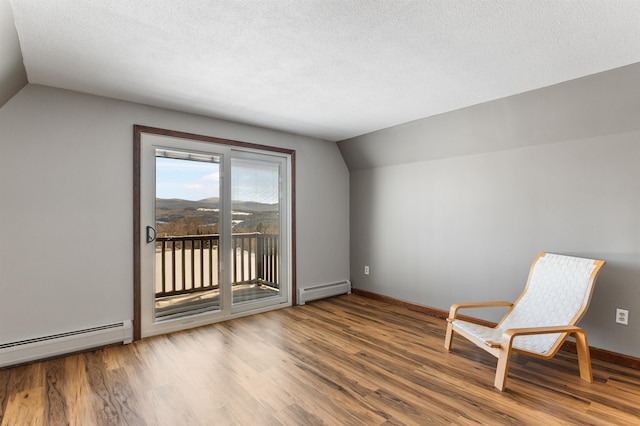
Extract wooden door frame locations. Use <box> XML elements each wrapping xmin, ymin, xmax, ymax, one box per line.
<box><xmin>133</xmin><ymin>125</ymin><xmax>296</xmax><ymax>341</ymax></box>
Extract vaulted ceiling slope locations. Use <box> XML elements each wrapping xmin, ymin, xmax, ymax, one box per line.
<box><xmin>8</xmin><ymin>1</ymin><xmax>640</xmax><ymax>141</ymax></box>
<box><xmin>0</xmin><ymin>0</ymin><xmax>26</xmax><ymax>106</ymax></box>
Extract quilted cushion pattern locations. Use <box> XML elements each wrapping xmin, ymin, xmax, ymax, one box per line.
<box><xmin>455</xmin><ymin>254</ymin><xmax>597</xmax><ymax>355</ymax></box>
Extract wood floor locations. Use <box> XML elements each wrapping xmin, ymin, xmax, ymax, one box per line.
<box><xmin>1</xmin><ymin>295</ymin><xmax>639</xmax><ymax>425</ymax></box>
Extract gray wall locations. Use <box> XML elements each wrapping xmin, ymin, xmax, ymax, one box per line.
<box><xmin>0</xmin><ymin>84</ymin><xmax>350</xmax><ymax>344</ymax></box>
<box><xmin>339</xmin><ymin>63</ymin><xmax>640</xmax><ymax>357</ymax></box>
<box><xmin>0</xmin><ymin>0</ymin><xmax>27</xmax><ymax>107</ymax></box>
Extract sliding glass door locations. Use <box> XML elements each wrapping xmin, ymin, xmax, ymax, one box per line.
<box><xmin>231</xmin><ymin>156</ymin><xmax>283</xmax><ymax>307</ymax></box>
<box><xmin>153</xmin><ymin>149</ymin><xmax>222</xmax><ymax>321</ymax></box>
<box><xmin>138</xmin><ymin>131</ymin><xmax>291</xmax><ymax>338</ymax></box>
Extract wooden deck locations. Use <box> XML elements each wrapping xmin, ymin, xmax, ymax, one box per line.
<box><xmin>1</xmin><ymin>294</ymin><xmax>639</xmax><ymax>425</ymax></box>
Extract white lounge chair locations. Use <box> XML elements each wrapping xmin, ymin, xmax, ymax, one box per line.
<box><xmin>444</xmin><ymin>252</ymin><xmax>605</xmax><ymax>391</ymax></box>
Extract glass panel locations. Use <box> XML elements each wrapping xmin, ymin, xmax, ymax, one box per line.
<box><xmin>154</xmin><ymin>153</ymin><xmax>221</xmax><ymax>321</ymax></box>
<box><xmin>231</xmin><ymin>158</ymin><xmax>281</xmax><ymax>305</ymax></box>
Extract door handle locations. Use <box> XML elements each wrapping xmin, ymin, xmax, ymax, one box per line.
<box><xmin>146</xmin><ymin>226</ymin><xmax>156</xmax><ymax>243</ymax></box>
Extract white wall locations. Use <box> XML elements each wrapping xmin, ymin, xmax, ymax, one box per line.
<box><xmin>0</xmin><ymin>84</ymin><xmax>350</xmax><ymax>343</ymax></box>
<box><xmin>339</xmin><ymin>63</ymin><xmax>640</xmax><ymax>357</ymax></box>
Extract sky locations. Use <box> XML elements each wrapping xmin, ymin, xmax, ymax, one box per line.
<box><xmin>156</xmin><ymin>157</ymin><xmax>219</xmax><ymax>200</ymax></box>
<box><xmin>155</xmin><ymin>157</ymin><xmax>279</xmax><ymax>204</ymax></box>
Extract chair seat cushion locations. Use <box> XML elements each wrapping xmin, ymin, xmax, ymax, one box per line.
<box><xmin>453</xmin><ymin>319</ymin><xmax>560</xmax><ymax>355</ymax></box>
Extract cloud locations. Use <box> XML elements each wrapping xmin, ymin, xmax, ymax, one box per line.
<box><xmin>183</xmin><ymin>173</ymin><xmax>220</xmax><ymax>198</ymax></box>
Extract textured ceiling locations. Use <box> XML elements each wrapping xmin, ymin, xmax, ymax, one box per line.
<box><xmin>9</xmin><ymin>1</ymin><xmax>640</xmax><ymax>141</ymax></box>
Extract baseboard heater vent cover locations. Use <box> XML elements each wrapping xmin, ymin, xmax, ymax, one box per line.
<box><xmin>298</xmin><ymin>280</ymin><xmax>351</xmax><ymax>305</ymax></box>
<box><xmin>0</xmin><ymin>320</ymin><xmax>133</xmax><ymax>368</ymax></box>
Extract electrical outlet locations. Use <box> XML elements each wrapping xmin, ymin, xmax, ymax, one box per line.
<box><xmin>364</xmin><ymin>266</ymin><xmax>370</xmax><ymax>275</ymax></box>
<box><xmin>616</xmin><ymin>308</ymin><xmax>629</xmax><ymax>325</ymax></box>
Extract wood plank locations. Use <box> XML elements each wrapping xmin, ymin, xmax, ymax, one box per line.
<box><xmin>1</xmin><ymin>387</ymin><xmax>45</xmax><ymax>426</ymax></box>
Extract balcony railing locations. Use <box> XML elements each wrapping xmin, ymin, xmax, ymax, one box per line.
<box><xmin>155</xmin><ymin>233</ymin><xmax>279</xmax><ymax>298</ymax></box>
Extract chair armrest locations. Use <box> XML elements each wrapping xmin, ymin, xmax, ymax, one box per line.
<box><xmin>502</xmin><ymin>325</ymin><xmax>584</xmax><ymax>338</ymax></box>
<box><xmin>447</xmin><ymin>301</ymin><xmax>513</xmax><ymax>322</ymax></box>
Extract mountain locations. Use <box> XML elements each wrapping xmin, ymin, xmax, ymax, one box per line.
<box><xmin>155</xmin><ymin>197</ymin><xmax>278</xmax><ymax>226</ymax></box>
<box><xmin>199</xmin><ymin>197</ymin><xmax>277</xmax><ymax>212</ymax></box>
<box><xmin>156</xmin><ymin>197</ymin><xmax>277</xmax><ymax>212</ymax></box>
<box><xmin>156</xmin><ymin>198</ymin><xmax>218</xmax><ymax>211</ymax></box>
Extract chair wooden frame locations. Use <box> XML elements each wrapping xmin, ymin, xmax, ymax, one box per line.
<box><xmin>444</xmin><ymin>252</ymin><xmax>605</xmax><ymax>391</ymax></box>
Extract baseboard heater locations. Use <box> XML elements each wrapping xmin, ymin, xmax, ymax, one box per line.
<box><xmin>298</xmin><ymin>280</ymin><xmax>351</xmax><ymax>305</ymax></box>
<box><xmin>0</xmin><ymin>320</ymin><xmax>133</xmax><ymax>368</ymax></box>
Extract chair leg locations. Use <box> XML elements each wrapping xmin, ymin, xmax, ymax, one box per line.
<box><xmin>574</xmin><ymin>330</ymin><xmax>593</xmax><ymax>383</ymax></box>
<box><xmin>494</xmin><ymin>345</ymin><xmax>513</xmax><ymax>391</ymax></box>
<box><xmin>444</xmin><ymin>322</ymin><xmax>454</xmax><ymax>351</ymax></box>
